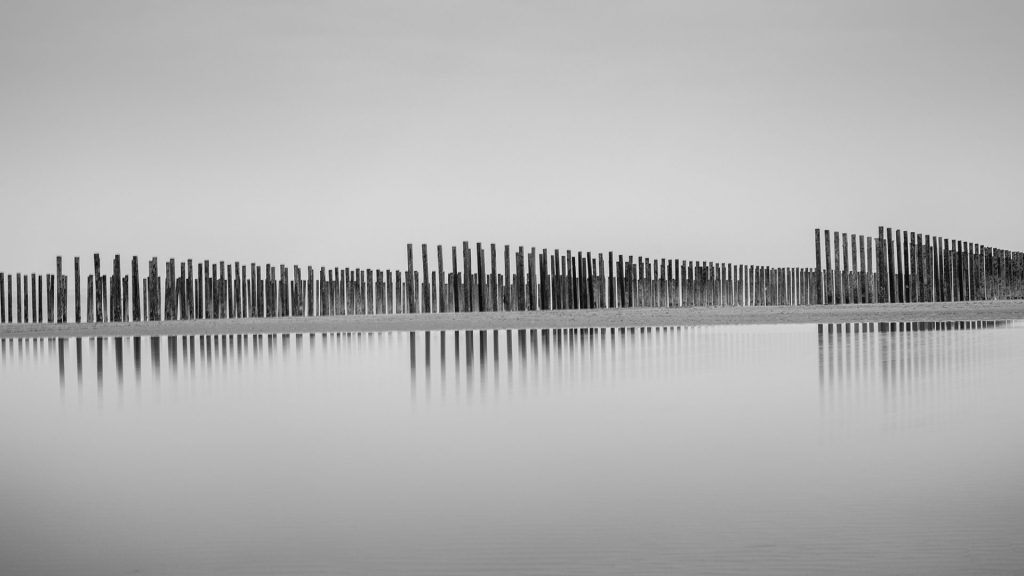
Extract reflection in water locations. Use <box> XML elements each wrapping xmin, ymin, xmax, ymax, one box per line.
<box><xmin>816</xmin><ymin>321</ymin><xmax>1016</xmax><ymax>427</ymax></box>
<box><xmin>1</xmin><ymin>321</ymin><xmax>1019</xmax><ymax>413</ymax></box>
<box><xmin>2</xmin><ymin>323</ymin><xmax>1023</xmax><ymax>576</ymax></box>
<box><xmin>408</xmin><ymin>326</ymin><xmax>814</xmax><ymax>403</ymax></box>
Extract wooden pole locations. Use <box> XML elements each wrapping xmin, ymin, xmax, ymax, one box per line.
<box><xmin>831</xmin><ymin>231</ymin><xmax>841</xmax><ymax>305</ymax></box>
<box><xmin>462</xmin><ymin>242</ymin><xmax>472</xmax><ymax>312</ymax></box>
<box><xmin>476</xmin><ymin>242</ymin><xmax>485</xmax><ymax>313</ymax></box>
<box><xmin>419</xmin><ymin>244</ymin><xmax>429</xmax><ymax>314</ymax></box>
<box><xmin>858</xmin><ymin>235</ymin><xmax>866</xmax><ymax>304</ymax></box>
<box><xmin>130</xmin><ymin>256</ymin><xmax>140</xmax><ymax>322</ymax></box>
<box><xmin>842</xmin><ymin>233</ymin><xmax>850</xmax><ymax>304</ymax></box>
<box><xmin>55</xmin><ymin>257</ymin><xmax>64</xmax><ymax>323</ymax></box>
<box><xmin>504</xmin><ymin>245</ymin><xmax>511</xmax><ymax>312</ymax></box>
<box><xmin>814</xmin><ymin>229</ymin><xmax>823</xmax><ymax>305</ymax></box>
<box><xmin>44</xmin><ymin>275</ymin><xmax>52</xmax><ymax>323</ymax></box>
<box><xmin>528</xmin><ymin>248</ymin><xmax>537</xmax><ymax>311</ymax></box>
<box><xmin>885</xmin><ymin>227</ymin><xmax>895</xmax><ymax>304</ymax></box>
<box><xmin>86</xmin><ymin>275</ymin><xmax>94</xmax><ymax>323</ymax></box>
<box><xmin>111</xmin><ymin>255</ymin><xmax>121</xmax><ymax>322</ymax></box>
<box><xmin>405</xmin><ymin>244</ymin><xmax>415</xmax><ymax>314</ymax></box>
<box><xmin>18</xmin><ymin>273</ymin><xmax>24</xmax><ymax>323</ymax></box>
<box><xmin>435</xmin><ymin>246</ymin><xmax>446</xmax><ymax>313</ymax></box>
<box><xmin>901</xmin><ymin>230</ymin><xmax>910</xmax><ymax>303</ymax></box>
<box><xmin>93</xmin><ymin>254</ymin><xmax>102</xmax><ymax>322</ymax></box>
<box><xmin>869</xmin><ymin>234</ymin><xmax>877</xmax><ymax>304</ymax></box>
<box><xmin>924</xmin><ymin>235</ymin><xmax>933</xmax><ymax>301</ymax></box>
<box><xmin>490</xmin><ymin>243</ymin><xmax>498</xmax><ymax>312</ymax></box>
<box><xmin>73</xmin><ymin>257</ymin><xmax>81</xmax><ymax>323</ymax></box>
<box><xmin>36</xmin><ymin>274</ymin><xmax>43</xmax><ymax>322</ymax></box>
<box><xmin>850</xmin><ymin>235</ymin><xmax>859</xmax><ymax>304</ymax></box>
<box><xmin>516</xmin><ymin>247</ymin><xmax>525</xmax><ymax>311</ymax></box>
<box><xmin>823</xmin><ymin>230</ymin><xmax>833</xmax><ymax>304</ymax></box>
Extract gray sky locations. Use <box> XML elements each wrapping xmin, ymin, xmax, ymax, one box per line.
<box><xmin>1</xmin><ymin>0</ymin><xmax>1022</xmax><ymax>275</ymax></box>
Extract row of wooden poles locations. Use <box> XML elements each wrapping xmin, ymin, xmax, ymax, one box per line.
<box><xmin>814</xmin><ymin>227</ymin><xmax>1024</xmax><ymax>305</ymax></box>
<box><xmin>0</xmin><ymin>248</ymin><xmax>819</xmax><ymax>324</ymax></box>
<box><xmin>0</xmin><ymin>228</ymin><xmax>1021</xmax><ymax>325</ymax></box>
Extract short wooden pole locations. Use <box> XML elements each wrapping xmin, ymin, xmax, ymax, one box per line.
<box><xmin>93</xmin><ymin>254</ymin><xmax>103</xmax><ymax>322</ymax></box>
<box><xmin>842</xmin><ymin>233</ymin><xmax>850</xmax><ymax>304</ymax></box>
<box><xmin>823</xmin><ymin>230</ymin><xmax>833</xmax><ymax>304</ymax></box>
<box><xmin>490</xmin><ymin>243</ymin><xmax>498</xmax><ymax>311</ymax></box>
<box><xmin>47</xmin><ymin>275</ymin><xmax>54</xmax><ymax>323</ymax></box>
<box><xmin>87</xmin><ymin>275</ymin><xmax>94</xmax><ymax>323</ymax></box>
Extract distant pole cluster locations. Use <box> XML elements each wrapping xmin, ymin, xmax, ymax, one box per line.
<box><xmin>814</xmin><ymin>227</ymin><xmax>1024</xmax><ymax>305</ymax></box>
<box><xmin>0</xmin><ymin>227</ymin><xmax>1021</xmax><ymax>326</ymax></box>
<box><xmin>402</xmin><ymin>241</ymin><xmax>818</xmax><ymax>313</ymax></box>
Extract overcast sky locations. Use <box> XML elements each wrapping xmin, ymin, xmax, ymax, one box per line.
<box><xmin>1</xmin><ymin>1</ymin><xmax>1022</xmax><ymax>276</ymax></box>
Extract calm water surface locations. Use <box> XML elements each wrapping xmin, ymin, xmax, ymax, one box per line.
<box><xmin>1</xmin><ymin>322</ymin><xmax>1023</xmax><ymax>575</ymax></box>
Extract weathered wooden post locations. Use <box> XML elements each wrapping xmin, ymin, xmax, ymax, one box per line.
<box><xmin>552</xmin><ymin>250</ymin><xmax>562</xmax><ymax>309</ymax></box>
<box><xmin>86</xmin><ymin>275</ymin><xmax>94</xmax><ymax>323</ymax></box>
<box><xmin>940</xmin><ymin>237</ymin><xmax>948</xmax><ymax>301</ymax></box>
<box><xmin>38</xmin><ymin>274</ymin><xmax>44</xmax><ymax>322</ymax></box>
<box><xmin>490</xmin><ymin>243</ymin><xmax>498</xmax><ymax>311</ymax></box>
<box><xmin>823</xmin><ymin>230</ymin><xmax>833</xmax><ymax>304</ymax></box>
<box><xmin>829</xmin><ymin>239</ymin><xmax>839</xmax><ymax>305</ymax></box>
<box><xmin>147</xmin><ymin>259</ymin><xmax>155</xmax><ymax>320</ymax></box>
<box><xmin>121</xmin><ymin>276</ymin><xmax>128</xmax><ymax>322</ymax></box>
<box><xmin>527</xmin><ymin>248</ymin><xmax>536</xmax><ymax>311</ymax></box>
<box><xmin>902</xmin><ymin>230</ymin><xmax>911</xmax><ymax>302</ymax></box>
<box><xmin>276</xmin><ymin>264</ymin><xmax>286</xmax><ymax>317</ymax></box>
<box><xmin>912</xmin><ymin>232</ymin><xmax>922</xmax><ymax>304</ymax></box>
<box><xmin>896</xmin><ymin>230</ymin><xmax>905</xmax><ymax>302</ymax></box>
<box><xmin>625</xmin><ymin>256</ymin><xmax>634</xmax><ymax>307</ymax></box>
<box><xmin>462</xmin><ymin>242</ymin><xmax>472</xmax><ymax>312</ymax></box>
<box><xmin>599</xmin><ymin>255</ymin><xmax>608</xmax><ymax>308</ymax></box>
<box><xmin>93</xmin><ymin>254</ymin><xmax>103</xmax><ymax>322</ymax></box>
<box><xmin>924</xmin><ymin>235</ymin><xmax>934</xmax><ymax>301</ymax></box>
<box><xmin>73</xmin><ymin>257</ymin><xmax>81</xmax><ymax>323</ymax></box>
<box><xmin>953</xmin><ymin>240</ymin><xmax>961</xmax><ymax>301</ymax></box>
<box><xmin>814</xmin><ymin>229</ymin><xmax>823</xmax><ymax>305</ymax></box>
<box><xmin>514</xmin><ymin>247</ymin><xmax>524</xmax><ymax>310</ymax></box>
<box><xmin>857</xmin><ymin>236</ymin><xmax>865</xmax><ymax>303</ymax></box>
<box><xmin>873</xmin><ymin>230</ymin><xmax>883</xmax><ymax>303</ymax></box>
<box><xmin>129</xmin><ymin>256</ymin><xmax>140</xmax><ymax>322</ymax></box>
<box><xmin>406</xmin><ymin>244</ymin><xmax>415</xmax><ymax>314</ymax></box>
<box><xmin>475</xmin><ymin>243</ymin><xmax>485</xmax><ymax>312</ymax></box>
<box><xmin>435</xmin><ymin>246</ymin><xmax>446</xmax><ymax>313</ymax></box>
<box><xmin>418</xmin><ymin>244</ymin><xmax>428</xmax><ymax>314</ymax></box>
<box><xmin>849</xmin><ymin>236</ymin><xmax>859</xmax><ymax>304</ymax></box>
<box><xmin>588</xmin><ymin>253</ymin><xmax>597</xmax><ymax>309</ymax></box>
<box><xmin>305</xmin><ymin>265</ymin><xmax>313</xmax><ymax>317</ymax></box>
<box><xmin>55</xmin><ymin>257</ymin><xmax>64</xmax><ymax>323</ymax></box>
<box><xmin>168</xmin><ymin>259</ymin><xmax>178</xmax><ymax>320</ymax></box>
<box><xmin>46</xmin><ymin>275</ymin><xmax>54</xmax><ymax>323</ymax></box>
<box><xmin>841</xmin><ymin>233</ymin><xmax>850</xmax><ymax>304</ymax></box>
<box><xmin>451</xmin><ymin>246</ymin><xmax>460</xmax><ymax>312</ymax></box>
<box><xmin>258</xmin><ymin>265</ymin><xmax>267</xmax><ymax>317</ymax></box>
<box><xmin>885</xmin><ymin>227</ymin><xmax>896</xmax><ymax>304</ymax></box>
<box><xmin>109</xmin><ymin>255</ymin><xmax>119</xmax><ymax>322</ymax></box>
<box><xmin>870</xmin><ymin>235</ymin><xmax>878</xmax><ymax>304</ymax></box>
<box><xmin>925</xmin><ymin>233</ymin><xmax>933</xmax><ymax>302</ymax></box>
<box><xmin>18</xmin><ymin>274</ymin><xmax>24</xmax><ymax>323</ymax></box>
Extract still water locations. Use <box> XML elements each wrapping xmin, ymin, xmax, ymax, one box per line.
<box><xmin>1</xmin><ymin>322</ymin><xmax>1023</xmax><ymax>575</ymax></box>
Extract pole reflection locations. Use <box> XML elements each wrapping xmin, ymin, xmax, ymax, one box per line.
<box><xmin>2</xmin><ymin>321</ymin><xmax>1018</xmax><ymax>412</ymax></box>
<box><xmin>405</xmin><ymin>325</ymin><xmax>814</xmax><ymax>404</ymax></box>
<box><xmin>816</xmin><ymin>321</ymin><xmax>1016</xmax><ymax>427</ymax></box>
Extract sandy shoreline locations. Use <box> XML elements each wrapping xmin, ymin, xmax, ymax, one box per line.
<box><xmin>1</xmin><ymin>301</ymin><xmax>1022</xmax><ymax>338</ymax></box>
